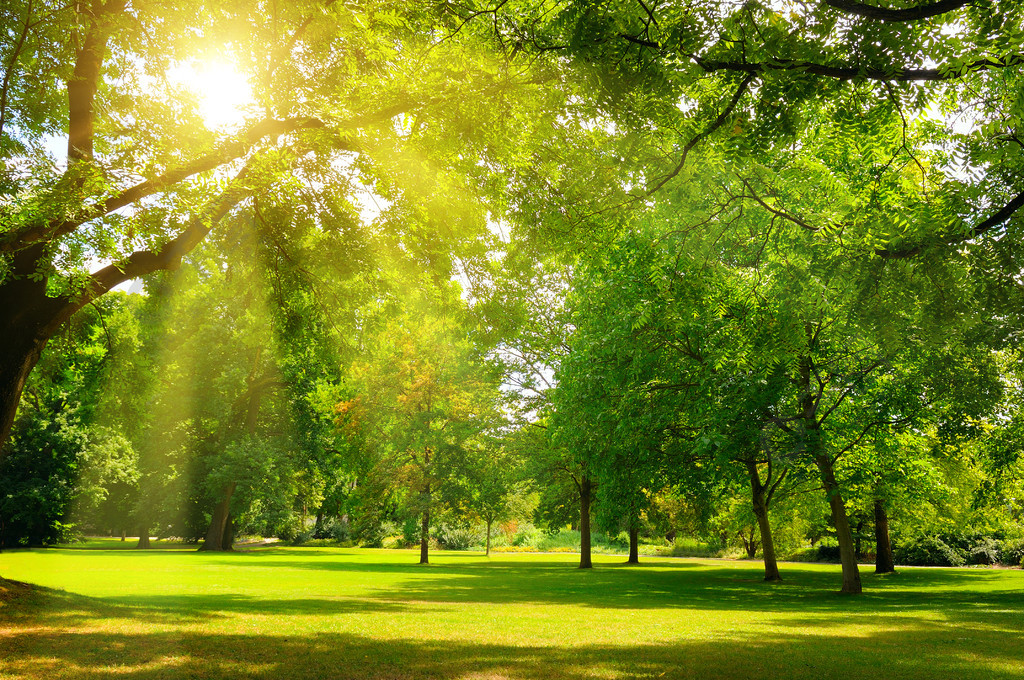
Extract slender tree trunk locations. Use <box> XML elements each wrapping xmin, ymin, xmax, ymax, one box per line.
<box><xmin>627</xmin><ymin>526</ymin><xmax>639</xmax><ymax>564</ymax></box>
<box><xmin>579</xmin><ymin>476</ymin><xmax>593</xmax><ymax>569</ymax></box>
<box><xmin>798</xmin><ymin>350</ymin><xmax>861</xmax><ymax>594</ymax></box>
<box><xmin>199</xmin><ymin>482</ymin><xmax>236</xmax><ymax>551</ymax></box>
<box><xmin>419</xmin><ymin>483</ymin><xmax>431</xmax><ymax>565</ymax></box>
<box><xmin>136</xmin><ymin>528</ymin><xmax>150</xmax><ymax>549</ymax></box>
<box><xmin>874</xmin><ymin>498</ymin><xmax>895</xmax><ymax>574</ymax></box>
<box><xmin>486</xmin><ymin>518</ymin><xmax>492</xmax><ymax>557</ymax></box>
<box><xmin>814</xmin><ymin>453</ymin><xmax>862</xmax><ymax>594</ymax></box>
<box><xmin>745</xmin><ymin>460</ymin><xmax>781</xmax><ymax>582</ymax></box>
<box><xmin>120</xmin><ymin>529</ymin><xmax>126</xmax><ymax>542</ymax></box>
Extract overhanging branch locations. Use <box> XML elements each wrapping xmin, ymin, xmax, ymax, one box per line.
<box><xmin>876</xmin><ymin>187</ymin><xmax>1024</xmax><ymax>259</ymax></box>
<box><xmin>647</xmin><ymin>74</ymin><xmax>753</xmax><ymax>194</ymax></box>
<box><xmin>1</xmin><ymin>117</ymin><xmax>326</xmax><ymax>254</ymax></box>
<box><xmin>823</xmin><ymin>0</ymin><xmax>973</xmax><ymax>22</ymax></box>
<box><xmin>694</xmin><ymin>54</ymin><xmax>1024</xmax><ymax>83</ymax></box>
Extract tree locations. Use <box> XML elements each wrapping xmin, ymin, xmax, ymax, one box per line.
<box><xmin>0</xmin><ymin>0</ymin><xmax>537</xmax><ymax>453</ymax></box>
<box><xmin>337</xmin><ymin>288</ymin><xmax>504</xmax><ymax>564</ymax></box>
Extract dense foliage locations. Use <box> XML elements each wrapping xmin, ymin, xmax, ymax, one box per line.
<box><xmin>1</xmin><ymin>1</ymin><xmax>1023</xmax><ymax>594</ymax></box>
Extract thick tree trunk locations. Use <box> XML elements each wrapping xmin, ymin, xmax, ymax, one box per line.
<box><xmin>419</xmin><ymin>483</ymin><xmax>431</xmax><ymax>565</ymax></box>
<box><xmin>874</xmin><ymin>498</ymin><xmax>895</xmax><ymax>574</ymax></box>
<box><xmin>745</xmin><ymin>460</ymin><xmax>781</xmax><ymax>582</ymax></box>
<box><xmin>0</xmin><ymin>246</ymin><xmax>77</xmax><ymax>452</ymax></box>
<box><xmin>627</xmin><ymin>526</ymin><xmax>639</xmax><ymax>564</ymax></box>
<box><xmin>0</xmin><ymin>324</ymin><xmax>50</xmax><ymax>450</ymax></box>
<box><xmin>579</xmin><ymin>476</ymin><xmax>593</xmax><ymax>569</ymax></box>
<box><xmin>485</xmin><ymin>518</ymin><xmax>492</xmax><ymax>557</ymax></box>
<box><xmin>221</xmin><ymin>514</ymin><xmax>234</xmax><ymax>551</ymax></box>
<box><xmin>198</xmin><ymin>482</ymin><xmax>236</xmax><ymax>551</ymax></box>
<box><xmin>814</xmin><ymin>453</ymin><xmax>862</xmax><ymax>594</ymax></box>
<box><xmin>136</xmin><ymin>529</ymin><xmax>150</xmax><ymax>549</ymax></box>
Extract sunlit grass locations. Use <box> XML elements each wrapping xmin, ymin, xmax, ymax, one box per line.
<box><xmin>1</xmin><ymin>546</ymin><xmax>1022</xmax><ymax>679</ymax></box>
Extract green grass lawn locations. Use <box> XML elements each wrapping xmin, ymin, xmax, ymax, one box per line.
<box><xmin>1</xmin><ymin>543</ymin><xmax>1022</xmax><ymax>679</ymax></box>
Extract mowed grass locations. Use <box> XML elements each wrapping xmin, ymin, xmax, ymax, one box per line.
<box><xmin>1</xmin><ymin>543</ymin><xmax>1022</xmax><ymax>679</ymax></box>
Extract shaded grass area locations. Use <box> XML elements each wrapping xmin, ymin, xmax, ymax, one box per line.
<box><xmin>1</xmin><ymin>547</ymin><xmax>1022</xmax><ymax>679</ymax></box>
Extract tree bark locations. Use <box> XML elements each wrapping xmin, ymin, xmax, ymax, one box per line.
<box><xmin>485</xmin><ymin>518</ymin><xmax>492</xmax><ymax>557</ymax></box>
<box><xmin>136</xmin><ymin>529</ymin><xmax>150</xmax><ymax>549</ymax></box>
<box><xmin>221</xmin><ymin>513</ymin><xmax>234</xmax><ymax>551</ymax></box>
<box><xmin>798</xmin><ymin>350</ymin><xmax>861</xmax><ymax>594</ymax></box>
<box><xmin>814</xmin><ymin>453</ymin><xmax>862</xmax><ymax>593</ymax></box>
<box><xmin>745</xmin><ymin>460</ymin><xmax>782</xmax><ymax>582</ymax></box>
<box><xmin>0</xmin><ymin>247</ymin><xmax>60</xmax><ymax>449</ymax></box>
<box><xmin>419</xmin><ymin>483</ymin><xmax>431</xmax><ymax>565</ymax></box>
<box><xmin>874</xmin><ymin>498</ymin><xmax>895</xmax><ymax>574</ymax></box>
<box><xmin>199</xmin><ymin>482</ymin><xmax>236</xmax><ymax>551</ymax></box>
<box><xmin>579</xmin><ymin>476</ymin><xmax>593</xmax><ymax>569</ymax></box>
<box><xmin>627</xmin><ymin>526</ymin><xmax>639</xmax><ymax>564</ymax></box>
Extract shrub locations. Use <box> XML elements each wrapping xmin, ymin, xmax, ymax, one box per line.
<box><xmin>968</xmin><ymin>537</ymin><xmax>1001</xmax><ymax>566</ymax></box>
<box><xmin>329</xmin><ymin>519</ymin><xmax>351</xmax><ymax>543</ymax></box>
<box><xmin>536</xmin><ymin>529</ymin><xmax>581</xmax><ymax>552</ymax></box>
<box><xmin>997</xmin><ymin>538</ymin><xmax>1024</xmax><ymax>566</ymax></box>
<box><xmin>658</xmin><ymin>537</ymin><xmax>718</xmax><ymax>558</ymax></box>
<box><xmin>894</xmin><ymin>535</ymin><xmax>967</xmax><ymax>567</ymax></box>
<box><xmin>436</xmin><ymin>524</ymin><xmax>483</xmax><ymax>551</ymax></box>
<box><xmin>511</xmin><ymin>523</ymin><xmax>542</xmax><ymax>547</ymax></box>
<box><xmin>402</xmin><ymin>518</ymin><xmax>419</xmax><ymax>547</ymax></box>
<box><xmin>816</xmin><ymin>544</ymin><xmax>842</xmax><ymax>563</ymax></box>
<box><xmin>290</xmin><ymin>528</ymin><xmax>314</xmax><ymax>546</ymax></box>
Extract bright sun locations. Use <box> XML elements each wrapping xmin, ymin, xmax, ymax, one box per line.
<box><xmin>168</xmin><ymin>60</ymin><xmax>254</xmax><ymax>130</ymax></box>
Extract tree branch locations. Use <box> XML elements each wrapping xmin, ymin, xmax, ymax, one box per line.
<box><xmin>876</xmin><ymin>187</ymin><xmax>1024</xmax><ymax>259</ymax></box>
<box><xmin>823</xmin><ymin>0</ymin><xmax>973</xmax><ymax>22</ymax></box>
<box><xmin>46</xmin><ymin>156</ymin><xmax>263</xmax><ymax>334</ymax></box>
<box><xmin>0</xmin><ymin>0</ymin><xmax>34</xmax><ymax>141</ymax></box>
<box><xmin>694</xmin><ymin>54</ymin><xmax>1024</xmax><ymax>83</ymax></box>
<box><xmin>1</xmin><ymin>117</ymin><xmax>326</xmax><ymax>254</ymax></box>
<box><xmin>68</xmin><ymin>0</ymin><xmax>127</xmax><ymax>162</ymax></box>
<box><xmin>647</xmin><ymin>74</ymin><xmax>753</xmax><ymax>194</ymax></box>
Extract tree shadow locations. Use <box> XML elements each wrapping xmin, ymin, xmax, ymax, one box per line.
<box><xmin>253</xmin><ymin>553</ymin><xmax>1024</xmax><ymax>621</ymax></box>
<box><xmin>3</xmin><ymin>611</ymin><xmax>1023</xmax><ymax>680</ymax></box>
<box><xmin>3</xmin><ymin>558</ymin><xmax>1023</xmax><ymax>679</ymax></box>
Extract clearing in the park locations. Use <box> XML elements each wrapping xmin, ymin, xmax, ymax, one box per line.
<box><xmin>1</xmin><ymin>544</ymin><xmax>1022</xmax><ymax>680</ymax></box>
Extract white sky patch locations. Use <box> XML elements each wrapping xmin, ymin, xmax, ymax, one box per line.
<box><xmin>166</xmin><ymin>60</ymin><xmax>255</xmax><ymax>131</ymax></box>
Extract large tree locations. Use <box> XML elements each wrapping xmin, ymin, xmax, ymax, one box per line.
<box><xmin>0</xmin><ymin>0</ymin><xmax>539</xmax><ymax>451</ymax></box>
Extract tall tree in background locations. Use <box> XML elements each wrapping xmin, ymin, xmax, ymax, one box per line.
<box><xmin>337</xmin><ymin>288</ymin><xmax>504</xmax><ymax>564</ymax></box>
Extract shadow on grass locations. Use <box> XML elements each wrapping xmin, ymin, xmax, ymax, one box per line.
<box><xmin>2</xmin><ymin>591</ymin><xmax>1023</xmax><ymax>680</ymax></box>
<box><xmin>248</xmin><ymin>554</ymin><xmax>1024</xmax><ymax>621</ymax></box>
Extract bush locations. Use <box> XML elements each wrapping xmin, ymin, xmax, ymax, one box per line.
<box><xmin>436</xmin><ymin>524</ymin><xmax>483</xmax><ymax>551</ymax></box>
<box><xmin>274</xmin><ymin>516</ymin><xmax>303</xmax><ymax>543</ymax></box>
<box><xmin>894</xmin><ymin>535</ymin><xmax>967</xmax><ymax>567</ymax></box>
<box><xmin>816</xmin><ymin>544</ymin><xmax>842</xmax><ymax>563</ymax></box>
<box><xmin>401</xmin><ymin>518</ymin><xmax>419</xmax><ymax>547</ymax></box>
<box><xmin>511</xmin><ymin>523</ymin><xmax>541</xmax><ymax>547</ymax></box>
<box><xmin>968</xmin><ymin>537</ymin><xmax>1001</xmax><ymax>566</ymax></box>
<box><xmin>658</xmin><ymin>537</ymin><xmax>718</xmax><ymax>558</ymax></box>
<box><xmin>998</xmin><ymin>538</ymin><xmax>1024</xmax><ymax>566</ymax></box>
<box><xmin>290</xmin><ymin>528</ymin><xmax>314</xmax><ymax>546</ymax></box>
<box><xmin>536</xmin><ymin>529</ymin><xmax>581</xmax><ymax>552</ymax></box>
